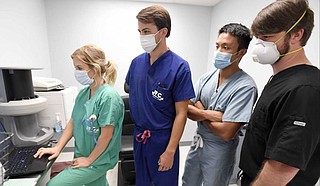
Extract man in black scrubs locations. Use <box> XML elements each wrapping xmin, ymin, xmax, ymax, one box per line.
<box><xmin>239</xmin><ymin>0</ymin><xmax>320</xmax><ymax>185</ymax></box>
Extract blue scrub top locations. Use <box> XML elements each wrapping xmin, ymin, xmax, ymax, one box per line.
<box><xmin>125</xmin><ymin>50</ymin><xmax>195</xmax><ymax>130</ymax></box>
<box><xmin>193</xmin><ymin>69</ymin><xmax>258</xmax><ymax>141</ymax></box>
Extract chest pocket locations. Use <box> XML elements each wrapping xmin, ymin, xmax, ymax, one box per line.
<box><xmin>248</xmin><ymin>104</ymin><xmax>269</xmax><ymax>142</ymax></box>
<box><xmin>212</xmin><ymin>103</ymin><xmax>226</xmax><ymax>112</ymax></box>
<box><xmin>81</xmin><ymin>116</ymin><xmax>100</xmax><ymax>136</ymax></box>
<box><xmin>150</xmin><ymin>82</ymin><xmax>173</xmax><ymax>111</ymax></box>
<box><xmin>207</xmin><ymin>93</ymin><xmax>227</xmax><ymax>111</ymax></box>
<box><xmin>83</xmin><ymin>100</ymin><xmax>101</xmax><ymax>137</ymax></box>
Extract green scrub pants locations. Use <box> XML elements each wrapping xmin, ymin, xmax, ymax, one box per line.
<box><xmin>47</xmin><ymin>165</ymin><xmax>109</xmax><ymax>186</ymax></box>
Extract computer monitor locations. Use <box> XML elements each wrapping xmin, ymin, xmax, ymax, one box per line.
<box><xmin>0</xmin><ymin>67</ymin><xmax>53</xmax><ymax>146</ymax></box>
<box><xmin>0</xmin><ymin>68</ymin><xmax>36</xmax><ymax>103</ymax></box>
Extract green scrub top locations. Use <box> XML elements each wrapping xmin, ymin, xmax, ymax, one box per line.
<box><xmin>71</xmin><ymin>84</ymin><xmax>124</xmax><ymax>169</ymax></box>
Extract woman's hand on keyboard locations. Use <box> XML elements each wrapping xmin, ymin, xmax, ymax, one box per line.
<box><xmin>33</xmin><ymin>146</ymin><xmax>60</xmax><ymax>160</ymax></box>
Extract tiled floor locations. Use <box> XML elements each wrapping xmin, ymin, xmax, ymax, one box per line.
<box><xmin>55</xmin><ymin>145</ymin><xmax>238</xmax><ymax>186</ymax></box>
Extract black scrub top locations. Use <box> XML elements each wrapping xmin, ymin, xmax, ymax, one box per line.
<box><xmin>240</xmin><ymin>65</ymin><xmax>320</xmax><ymax>186</ymax></box>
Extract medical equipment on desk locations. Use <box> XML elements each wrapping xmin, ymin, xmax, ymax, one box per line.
<box><xmin>33</xmin><ymin>77</ymin><xmax>64</xmax><ymax>92</ymax></box>
<box><xmin>34</xmin><ymin>86</ymin><xmax>78</xmax><ymax>130</ymax></box>
<box><xmin>0</xmin><ymin>67</ymin><xmax>54</xmax><ymax>147</ymax></box>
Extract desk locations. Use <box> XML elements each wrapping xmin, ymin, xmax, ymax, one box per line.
<box><xmin>4</xmin><ymin>133</ymin><xmax>61</xmax><ymax>186</ymax></box>
<box><xmin>4</xmin><ymin>160</ymin><xmax>54</xmax><ymax>186</ymax></box>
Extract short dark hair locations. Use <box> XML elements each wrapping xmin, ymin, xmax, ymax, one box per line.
<box><xmin>251</xmin><ymin>0</ymin><xmax>314</xmax><ymax>46</ymax></box>
<box><xmin>136</xmin><ymin>5</ymin><xmax>171</xmax><ymax>37</ymax></box>
<box><xmin>219</xmin><ymin>23</ymin><xmax>252</xmax><ymax>51</ymax></box>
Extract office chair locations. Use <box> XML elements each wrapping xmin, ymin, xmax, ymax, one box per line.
<box><xmin>118</xmin><ymin>95</ymin><xmax>135</xmax><ymax>186</ymax></box>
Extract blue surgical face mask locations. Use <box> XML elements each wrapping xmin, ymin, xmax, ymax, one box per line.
<box><xmin>213</xmin><ymin>51</ymin><xmax>239</xmax><ymax>69</ymax></box>
<box><xmin>74</xmin><ymin>69</ymin><xmax>94</xmax><ymax>85</ymax></box>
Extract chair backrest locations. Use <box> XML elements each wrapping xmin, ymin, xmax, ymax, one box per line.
<box><xmin>121</xmin><ymin>95</ymin><xmax>134</xmax><ymax>136</ymax></box>
<box><xmin>119</xmin><ymin>95</ymin><xmax>135</xmax><ymax>185</ymax></box>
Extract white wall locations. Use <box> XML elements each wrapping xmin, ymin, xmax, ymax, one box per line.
<box><xmin>208</xmin><ymin>0</ymin><xmax>319</xmax><ymax>95</ymax></box>
<box><xmin>0</xmin><ymin>0</ymin><xmax>52</xmax><ymax>77</ymax></box>
<box><xmin>0</xmin><ymin>0</ymin><xmax>318</xmax><ymax>142</ymax></box>
<box><xmin>306</xmin><ymin>0</ymin><xmax>320</xmax><ymax>68</ymax></box>
<box><xmin>44</xmin><ymin>0</ymin><xmax>212</xmax><ymax>141</ymax></box>
<box><xmin>44</xmin><ymin>0</ymin><xmax>211</xmax><ymax>93</ymax></box>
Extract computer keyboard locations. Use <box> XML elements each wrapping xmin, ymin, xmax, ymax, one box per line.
<box><xmin>8</xmin><ymin>146</ymin><xmax>37</xmax><ymax>175</ymax></box>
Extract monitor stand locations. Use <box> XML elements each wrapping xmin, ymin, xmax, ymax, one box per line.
<box><xmin>0</xmin><ymin>97</ymin><xmax>54</xmax><ymax>146</ymax></box>
<box><xmin>1</xmin><ymin>115</ymin><xmax>54</xmax><ymax>146</ymax></box>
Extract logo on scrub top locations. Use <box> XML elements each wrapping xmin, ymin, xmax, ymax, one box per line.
<box><xmin>86</xmin><ymin>125</ymin><xmax>99</xmax><ymax>134</ymax></box>
<box><xmin>152</xmin><ymin>89</ymin><xmax>164</xmax><ymax>101</ymax></box>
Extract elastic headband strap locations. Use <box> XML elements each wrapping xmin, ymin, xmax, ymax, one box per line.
<box><xmin>279</xmin><ymin>47</ymin><xmax>303</xmax><ymax>57</ymax></box>
<box><xmin>275</xmin><ymin>9</ymin><xmax>307</xmax><ymax>44</ymax></box>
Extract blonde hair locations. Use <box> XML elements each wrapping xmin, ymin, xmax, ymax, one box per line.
<box><xmin>71</xmin><ymin>44</ymin><xmax>117</xmax><ymax>85</ymax></box>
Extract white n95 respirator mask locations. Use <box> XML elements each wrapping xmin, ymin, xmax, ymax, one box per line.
<box><xmin>251</xmin><ymin>39</ymin><xmax>280</xmax><ymax>65</ymax></box>
<box><xmin>251</xmin><ymin>9</ymin><xmax>307</xmax><ymax>65</ymax></box>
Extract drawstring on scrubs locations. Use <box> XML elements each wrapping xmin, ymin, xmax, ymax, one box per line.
<box><xmin>193</xmin><ymin>134</ymin><xmax>203</xmax><ymax>150</ymax></box>
<box><xmin>136</xmin><ymin>130</ymin><xmax>151</xmax><ymax>144</ymax></box>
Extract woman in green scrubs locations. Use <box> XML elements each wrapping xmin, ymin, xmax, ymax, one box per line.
<box><xmin>34</xmin><ymin>44</ymin><xmax>124</xmax><ymax>186</ymax></box>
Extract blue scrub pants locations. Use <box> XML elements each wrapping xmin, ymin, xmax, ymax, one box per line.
<box><xmin>182</xmin><ymin>134</ymin><xmax>239</xmax><ymax>186</ymax></box>
<box><xmin>134</xmin><ymin>126</ymin><xmax>179</xmax><ymax>186</ymax></box>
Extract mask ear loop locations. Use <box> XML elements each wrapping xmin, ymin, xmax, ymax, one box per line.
<box><xmin>274</xmin><ymin>9</ymin><xmax>307</xmax><ymax>57</ymax></box>
<box><xmin>155</xmin><ymin>29</ymin><xmax>164</xmax><ymax>45</ymax></box>
<box><xmin>231</xmin><ymin>50</ymin><xmax>242</xmax><ymax>63</ymax></box>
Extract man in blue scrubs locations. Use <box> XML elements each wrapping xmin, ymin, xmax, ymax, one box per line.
<box><xmin>182</xmin><ymin>23</ymin><xmax>258</xmax><ymax>186</ymax></box>
<box><xmin>125</xmin><ymin>5</ymin><xmax>195</xmax><ymax>186</ymax></box>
